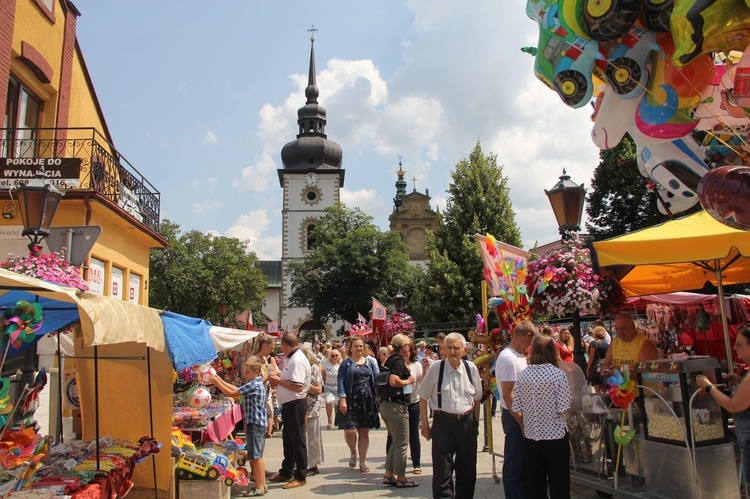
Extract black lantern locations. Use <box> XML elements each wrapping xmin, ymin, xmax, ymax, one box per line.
<box><xmin>392</xmin><ymin>292</ymin><xmax>405</xmax><ymax>312</ymax></box>
<box><xmin>16</xmin><ymin>171</ymin><xmax>64</xmax><ymax>251</ymax></box>
<box><xmin>544</xmin><ymin>169</ymin><xmax>586</xmax><ymax>237</ymax></box>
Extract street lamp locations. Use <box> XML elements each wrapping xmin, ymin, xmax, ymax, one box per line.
<box><xmin>544</xmin><ymin>169</ymin><xmax>586</xmax><ymax>238</ymax></box>
<box><xmin>392</xmin><ymin>292</ymin><xmax>405</xmax><ymax>312</ymax></box>
<box><xmin>545</xmin><ymin>169</ymin><xmax>588</xmax><ymax>372</ymax></box>
<box><xmin>16</xmin><ymin>171</ymin><xmax>65</xmax><ymax>252</ymax></box>
<box><xmin>217</xmin><ymin>303</ymin><xmax>227</xmax><ymax>326</ymax></box>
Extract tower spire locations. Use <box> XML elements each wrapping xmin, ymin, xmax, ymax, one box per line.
<box><xmin>306</xmin><ymin>25</ymin><xmax>319</xmax><ymax>104</ymax></box>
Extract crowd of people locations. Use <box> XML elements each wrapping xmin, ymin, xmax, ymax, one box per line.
<box><xmin>203</xmin><ymin>313</ymin><xmax>665</xmax><ymax>498</ymax></box>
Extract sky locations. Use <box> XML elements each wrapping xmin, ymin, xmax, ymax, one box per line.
<box><xmin>71</xmin><ymin>0</ymin><xmax>601</xmax><ymax>260</ymax></box>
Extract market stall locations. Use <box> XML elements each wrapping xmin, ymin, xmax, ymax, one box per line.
<box><xmin>585</xmin><ymin>210</ymin><xmax>750</xmax><ymax>497</ymax></box>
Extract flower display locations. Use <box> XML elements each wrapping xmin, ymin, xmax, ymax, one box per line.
<box><xmin>382</xmin><ymin>312</ymin><xmax>416</xmax><ymax>343</ymax></box>
<box><xmin>0</xmin><ymin>247</ymin><xmax>89</xmax><ymax>292</ymax></box>
<box><xmin>524</xmin><ymin>233</ymin><xmax>622</xmax><ymax>319</ymax></box>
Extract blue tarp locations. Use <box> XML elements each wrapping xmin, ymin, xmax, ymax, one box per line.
<box><xmin>161</xmin><ymin>311</ymin><xmax>216</xmax><ymax>371</ymax></box>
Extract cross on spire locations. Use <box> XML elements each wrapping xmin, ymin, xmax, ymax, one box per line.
<box><xmin>411</xmin><ymin>177</ymin><xmax>418</xmax><ymax>191</ymax></box>
<box><xmin>308</xmin><ymin>25</ymin><xmax>318</xmax><ymax>42</ymax></box>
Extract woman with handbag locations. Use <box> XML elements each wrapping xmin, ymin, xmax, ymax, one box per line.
<box><xmin>380</xmin><ymin>334</ymin><xmax>418</xmax><ymax>488</ymax></box>
<box><xmin>336</xmin><ymin>336</ymin><xmax>380</xmax><ymax>472</ymax></box>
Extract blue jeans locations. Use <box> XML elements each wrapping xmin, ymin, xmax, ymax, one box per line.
<box><xmin>501</xmin><ymin>408</ymin><xmax>525</xmax><ymax>499</ymax></box>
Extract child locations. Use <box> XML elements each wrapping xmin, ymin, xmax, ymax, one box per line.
<box><xmin>211</xmin><ymin>357</ymin><xmax>268</xmax><ymax>497</ymax></box>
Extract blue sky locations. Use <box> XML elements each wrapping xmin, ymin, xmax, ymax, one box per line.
<box><xmin>72</xmin><ymin>0</ymin><xmax>600</xmax><ymax>259</ymax></box>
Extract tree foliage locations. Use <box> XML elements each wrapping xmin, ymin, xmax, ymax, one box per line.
<box><xmin>413</xmin><ymin>140</ymin><xmax>522</xmax><ymax>326</ymax></box>
<box><xmin>585</xmin><ymin>134</ymin><xmax>669</xmax><ymax>240</ymax></box>
<box><xmin>149</xmin><ymin>219</ymin><xmax>267</xmax><ymax>324</ymax></box>
<box><xmin>288</xmin><ymin>204</ymin><xmax>419</xmax><ymax>324</ymax></box>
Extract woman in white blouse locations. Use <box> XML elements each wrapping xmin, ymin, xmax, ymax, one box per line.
<box><xmin>512</xmin><ymin>334</ymin><xmax>572</xmax><ymax>499</ymax></box>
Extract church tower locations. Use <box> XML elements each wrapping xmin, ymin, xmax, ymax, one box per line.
<box><xmin>389</xmin><ymin>162</ymin><xmax>437</xmax><ymax>264</ymax></box>
<box><xmin>277</xmin><ymin>33</ymin><xmax>344</xmax><ymax>335</ymax></box>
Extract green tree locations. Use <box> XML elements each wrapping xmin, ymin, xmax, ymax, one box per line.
<box><xmin>585</xmin><ymin>134</ymin><xmax>670</xmax><ymax>240</ymax></box>
<box><xmin>288</xmin><ymin>204</ymin><xmax>419</xmax><ymax>324</ymax></box>
<box><xmin>149</xmin><ymin>219</ymin><xmax>267</xmax><ymax>324</ymax></box>
<box><xmin>414</xmin><ymin>140</ymin><xmax>522</xmax><ymax>325</ymax></box>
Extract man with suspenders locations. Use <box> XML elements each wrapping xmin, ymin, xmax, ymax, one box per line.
<box><xmin>418</xmin><ymin>332</ymin><xmax>482</xmax><ymax>498</ymax></box>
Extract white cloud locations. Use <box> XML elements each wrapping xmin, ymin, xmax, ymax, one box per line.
<box><xmin>203</xmin><ymin>130</ymin><xmax>219</xmax><ymax>144</ymax></box>
<box><xmin>191</xmin><ymin>177</ymin><xmax>217</xmax><ymax>190</ymax></box>
<box><xmin>340</xmin><ymin>187</ymin><xmax>389</xmax><ymax>221</ymax></box>
<box><xmin>233</xmin><ymin>150</ymin><xmax>278</xmax><ymax>193</ymax></box>
<box><xmin>225</xmin><ymin>209</ymin><xmax>282</xmax><ymax>260</ymax></box>
<box><xmin>193</xmin><ymin>199</ymin><xmax>221</xmax><ymax>214</ymax></box>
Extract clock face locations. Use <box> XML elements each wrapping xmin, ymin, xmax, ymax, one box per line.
<box><xmin>305</xmin><ymin>172</ymin><xmax>319</xmax><ymax>186</ymax></box>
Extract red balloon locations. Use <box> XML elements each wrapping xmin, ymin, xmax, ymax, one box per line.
<box><xmin>698</xmin><ymin>166</ymin><xmax>750</xmax><ymax>230</ymax></box>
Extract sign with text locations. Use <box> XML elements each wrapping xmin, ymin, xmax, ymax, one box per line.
<box><xmin>111</xmin><ymin>267</ymin><xmax>123</xmax><ymax>299</ymax></box>
<box><xmin>118</xmin><ymin>183</ymin><xmax>143</xmax><ymax>222</ymax></box>
<box><xmin>0</xmin><ymin>158</ymin><xmax>82</xmax><ymax>190</ymax></box>
<box><xmin>88</xmin><ymin>257</ymin><xmax>105</xmax><ymax>295</ymax></box>
<box><xmin>129</xmin><ymin>273</ymin><xmax>141</xmax><ymax>304</ymax></box>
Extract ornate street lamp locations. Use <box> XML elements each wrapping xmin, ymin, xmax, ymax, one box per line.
<box><xmin>16</xmin><ymin>171</ymin><xmax>65</xmax><ymax>251</ymax></box>
<box><xmin>392</xmin><ymin>292</ymin><xmax>405</xmax><ymax>312</ymax></box>
<box><xmin>545</xmin><ymin>169</ymin><xmax>588</xmax><ymax>372</ymax></box>
<box><xmin>544</xmin><ymin>169</ymin><xmax>586</xmax><ymax>238</ymax></box>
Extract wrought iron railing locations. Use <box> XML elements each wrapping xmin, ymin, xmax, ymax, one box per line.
<box><xmin>0</xmin><ymin>127</ymin><xmax>160</xmax><ymax>232</ymax></box>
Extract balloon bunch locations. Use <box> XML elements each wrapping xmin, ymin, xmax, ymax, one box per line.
<box><xmin>2</xmin><ymin>301</ymin><xmax>43</xmax><ymax>349</ymax></box>
<box><xmin>524</xmin><ymin>0</ymin><xmax>750</xmax><ymax>221</ymax></box>
<box><xmin>481</xmin><ymin>234</ymin><xmax>538</xmax><ymax>331</ymax></box>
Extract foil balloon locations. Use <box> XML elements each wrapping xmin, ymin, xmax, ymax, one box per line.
<box><xmin>583</xmin><ymin>0</ymin><xmax>640</xmax><ymax>41</ymax></box>
<box><xmin>671</xmin><ymin>0</ymin><xmax>750</xmax><ymax>67</ymax></box>
<box><xmin>698</xmin><ymin>165</ymin><xmax>750</xmax><ymax>229</ymax></box>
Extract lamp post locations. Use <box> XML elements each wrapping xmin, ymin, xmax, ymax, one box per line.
<box><xmin>16</xmin><ymin>171</ymin><xmax>65</xmax><ymax>252</ymax></box>
<box><xmin>14</xmin><ymin>169</ymin><xmax>64</xmax><ymax>416</ymax></box>
<box><xmin>392</xmin><ymin>292</ymin><xmax>405</xmax><ymax>313</ymax></box>
<box><xmin>545</xmin><ymin>169</ymin><xmax>588</xmax><ymax>372</ymax></box>
<box><xmin>217</xmin><ymin>303</ymin><xmax>227</xmax><ymax>326</ymax></box>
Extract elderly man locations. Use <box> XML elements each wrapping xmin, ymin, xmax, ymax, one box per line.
<box><xmin>600</xmin><ymin>313</ymin><xmax>658</xmax><ymax>378</ymax></box>
<box><xmin>268</xmin><ymin>332</ymin><xmax>311</xmax><ymax>489</ymax></box>
<box><xmin>494</xmin><ymin>320</ymin><xmax>536</xmax><ymax>499</ymax></box>
<box><xmin>418</xmin><ymin>332</ymin><xmax>482</xmax><ymax>498</ymax></box>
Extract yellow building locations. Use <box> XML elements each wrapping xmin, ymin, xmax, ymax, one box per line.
<box><xmin>0</xmin><ymin>0</ymin><xmax>167</xmax><ymax>304</ymax></box>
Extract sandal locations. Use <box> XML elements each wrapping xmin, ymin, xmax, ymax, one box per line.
<box><xmin>360</xmin><ymin>464</ymin><xmax>370</xmax><ymax>473</ymax></box>
<box><xmin>382</xmin><ymin>476</ymin><xmax>397</xmax><ymax>486</ymax></box>
<box><xmin>348</xmin><ymin>454</ymin><xmax>357</xmax><ymax>468</ymax></box>
<box><xmin>413</xmin><ymin>467</ymin><xmax>421</xmax><ymax>475</ymax></box>
<box><xmin>396</xmin><ymin>479</ymin><xmax>419</xmax><ymax>488</ymax></box>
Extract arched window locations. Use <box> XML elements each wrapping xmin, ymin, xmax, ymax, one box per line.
<box><xmin>306</xmin><ymin>224</ymin><xmax>316</xmax><ymax>250</ymax></box>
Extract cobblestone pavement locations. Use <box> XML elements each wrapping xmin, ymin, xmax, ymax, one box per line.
<box><xmin>223</xmin><ymin>413</ymin><xmax>605</xmax><ymax>498</ymax></box>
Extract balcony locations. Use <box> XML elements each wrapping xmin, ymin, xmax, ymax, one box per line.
<box><xmin>0</xmin><ymin>127</ymin><xmax>160</xmax><ymax>232</ymax></box>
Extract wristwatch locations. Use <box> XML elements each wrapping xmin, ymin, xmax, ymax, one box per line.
<box><xmin>705</xmin><ymin>385</ymin><xmax>713</xmax><ymax>393</ymax></box>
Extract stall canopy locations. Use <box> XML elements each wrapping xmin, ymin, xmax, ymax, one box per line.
<box><xmin>591</xmin><ymin>210</ymin><xmax>750</xmax><ymax>371</ymax></box>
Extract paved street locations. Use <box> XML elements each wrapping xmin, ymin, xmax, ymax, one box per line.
<box><xmin>229</xmin><ymin>413</ymin><xmax>603</xmax><ymax>498</ymax></box>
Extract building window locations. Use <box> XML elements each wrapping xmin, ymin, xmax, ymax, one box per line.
<box><xmin>306</xmin><ymin>224</ymin><xmax>316</xmax><ymax>250</ymax></box>
<box><xmin>3</xmin><ymin>76</ymin><xmax>42</xmax><ymax>158</ymax></box>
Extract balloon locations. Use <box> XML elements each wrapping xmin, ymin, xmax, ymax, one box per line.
<box><xmin>693</xmin><ymin>63</ymin><xmax>750</xmax><ymax>131</ymax></box>
<box><xmin>583</xmin><ymin>0</ymin><xmax>640</xmax><ymax>41</ymax></box>
<box><xmin>476</xmin><ymin>314</ymin><xmax>486</xmax><ymax>333</ymax></box>
<box><xmin>698</xmin><ymin>165</ymin><xmax>750</xmax><ymax>229</ymax></box>
<box><xmin>525</xmin><ymin>0</ymin><xmax>604</xmax><ymax>108</ymax></box>
<box><xmin>671</xmin><ymin>0</ymin><xmax>750</xmax><ymax>67</ymax></box>
<box><xmin>188</xmin><ymin>387</ymin><xmax>212</xmax><ymax>409</ymax></box>
<box><xmin>601</xmin><ymin>26</ymin><xmax>658</xmax><ymax>100</ymax></box>
<box><xmin>592</xmin><ymin>86</ymin><xmax>709</xmax><ymax>214</ymax></box>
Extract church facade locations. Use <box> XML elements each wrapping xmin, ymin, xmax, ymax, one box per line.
<box><xmin>388</xmin><ymin>163</ymin><xmax>437</xmax><ymax>265</ymax></box>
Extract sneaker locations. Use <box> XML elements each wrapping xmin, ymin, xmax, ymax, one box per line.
<box><xmin>282</xmin><ymin>478</ymin><xmax>307</xmax><ymax>489</ymax></box>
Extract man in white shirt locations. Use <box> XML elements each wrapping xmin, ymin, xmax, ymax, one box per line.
<box><xmin>418</xmin><ymin>333</ymin><xmax>482</xmax><ymax>498</ymax></box>
<box><xmin>494</xmin><ymin>320</ymin><xmax>536</xmax><ymax>499</ymax></box>
<box><xmin>268</xmin><ymin>332</ymin><xmax>311</xmax><ymax>489</ymax></box>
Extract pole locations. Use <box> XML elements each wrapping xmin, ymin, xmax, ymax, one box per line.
<box><xmin>571</xmin><ymin>310</ymin><xmax>587</xmax><ymax>374</ymax></box>
<box><xmin>715</xmin><ymin>262</ymin><xmax>734</xmax><ymax>373</ymax></box>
